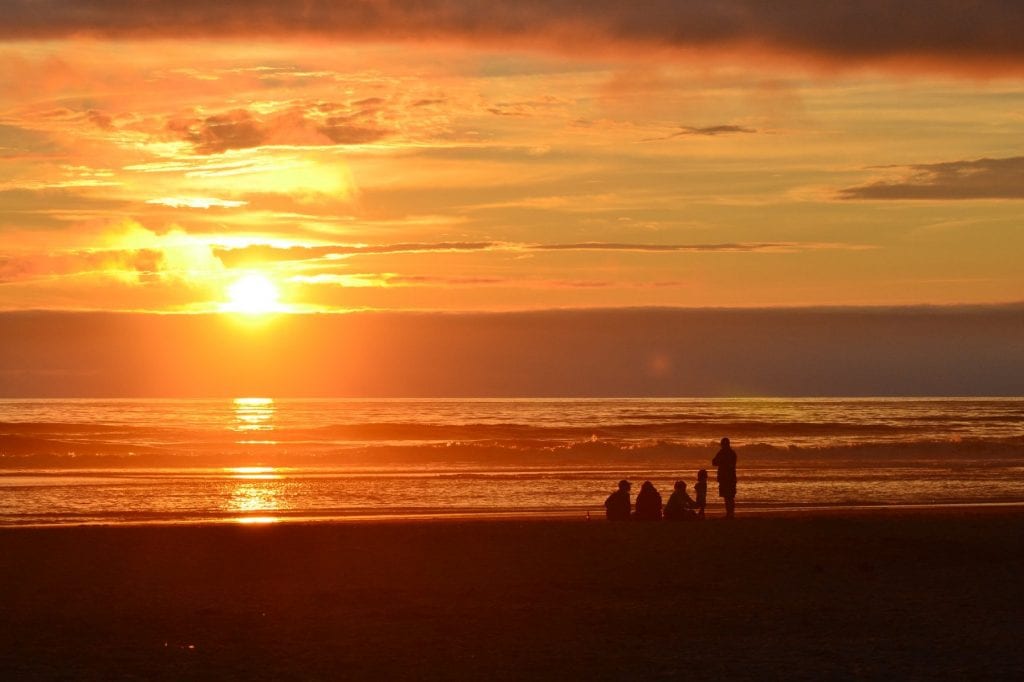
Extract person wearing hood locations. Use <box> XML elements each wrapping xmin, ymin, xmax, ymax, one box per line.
<box><xmin>634</xmin><ymin>480</ymin><xmax>663</xmax><ymax>521</ymax></box>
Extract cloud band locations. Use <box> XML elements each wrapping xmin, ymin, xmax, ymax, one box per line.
<box><xmin>3</xmin><ymin>1</ymin><xmax>1024</xmax><ymax>70</ymax></box>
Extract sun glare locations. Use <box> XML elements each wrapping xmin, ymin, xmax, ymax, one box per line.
<box><xmin>223</xmin><ymin>273</ymin><xmax>282</xmax><ymax>314</ymax></box>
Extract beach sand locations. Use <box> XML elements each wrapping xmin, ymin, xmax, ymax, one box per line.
<box><xmin>1</xmin><ymin>510</ymin><xmax>1022</xmax><ymax>680</ymax></box>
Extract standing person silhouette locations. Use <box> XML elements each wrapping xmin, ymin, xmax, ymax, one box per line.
<box><xmin>712</xmin><ymin>437</ymin><xmax>738</xmax><ymax>519</ymax></box>
<box><xmin>694</xmin><ymin>469</ymin><xmax>708</xmax><ymax>520</ymax></box>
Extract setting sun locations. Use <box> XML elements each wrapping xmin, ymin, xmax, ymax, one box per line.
<box><xmin>223</xmin><ymin>273</ymin><xmax>282</xmax><ymax>314</ymax></box>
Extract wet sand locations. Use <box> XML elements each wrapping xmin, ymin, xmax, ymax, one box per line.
<box><xmin>1</xmin><ymin>510</ymin><xmax>1022</xmax><ymax>680</ymax></box>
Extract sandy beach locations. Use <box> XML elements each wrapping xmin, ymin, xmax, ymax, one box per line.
<box><xmin>1</xmin><ymin>509</ymin><xmax>1022</xmax><ymax>680</ymax></box>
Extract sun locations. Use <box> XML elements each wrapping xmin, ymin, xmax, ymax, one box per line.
<box><xmin>222</xmin><ymin>273</ymin><xmax>283</xmax><ymax>314</ymax></box>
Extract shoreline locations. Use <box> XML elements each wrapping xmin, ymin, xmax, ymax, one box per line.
<box><xmin>5</xmin><ymin>499</ymin><xmax>1024</xmax><ymax>529</ymax></box>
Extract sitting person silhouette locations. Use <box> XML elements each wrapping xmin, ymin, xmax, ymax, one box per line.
<box><xmin>604</xmin><ymin>479</ymin><xmax>632</xmax><ymax>521</ymax></box>
<box><xmin>694</xmin><ymin>469</ymin><xmax>708</xmax><ymax>520</ymax></box>
<box><xmin>664</xmin><ymin>480</ymin><xmax>697</xmax><ymax>521</ymax></box>
<box><xmin>634</xmin><ymin>480</ymin><xmax>663</xmax><ymax>521</ymax></box>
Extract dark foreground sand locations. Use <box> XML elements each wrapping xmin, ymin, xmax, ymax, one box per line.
<box><xmin>1</xmin><ymin>510</ymin><xmax>1023</xmax><ymax>680</ymax></box>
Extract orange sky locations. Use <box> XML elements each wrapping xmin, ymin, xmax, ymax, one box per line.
<box><xmin>2</xmin><ymin>1</ymin><xmax>1024</xmax><ymax>313</ymax></box>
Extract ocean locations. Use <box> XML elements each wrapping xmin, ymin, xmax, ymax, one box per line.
<box><xmin>1</xmin><ymin>397</ymin><xmax>1022</xmax><ymax>526</ymax></box>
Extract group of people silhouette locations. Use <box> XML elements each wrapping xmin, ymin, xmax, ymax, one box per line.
<box><xmin>604</xmin><ymin>437</ymin><xmax>738</xmax><ymax>521</ymax></box>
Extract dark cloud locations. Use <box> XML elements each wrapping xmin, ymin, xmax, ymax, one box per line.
<box><xmin>2</xmin><ymin>1</ymin><xmax>1023</xmax><ymax>71</ymax></box>
<box><xmin>317</xmin><ymin>120</ymin><xmax>392</xmax><ymax>145</ymax></box>
<box><xmin>840</xmin><ymin>156</ymin><xmax>1024</xmax><ymax>200</ymax></box>
<box><xmin>487</xmin><ymin>97</ymin><xmax>566</xmax><ymax>118</ymax></box>
<box><xmin>86</xmin><ymin>110</ymin><xmax>115</xmax><ymax>130</ymax></box>
<box><xmin>167</xmin><ymin>104</ymin><xmax>395</xmax><ymax>154</ymax></box>
<box><xmin>487</xmin><ymin>107</ymin><xmax>529</xmax><ymax>118</ymax></box>
<box><xmin>682</xmin><ymin>125</ymin><xmax>756</xmax><ymax>136</ymax></box>
<box><xmin>645</xmin><ymin>125</ymin><xmax>757</xmax><ymax>142</ymax></box>
<box><xmin>316</xmin><ymin>97</ymin><xmax>394</xmax><ymax>144</ymax></box>
<box><xmin>169</xmin><ymin>109</ymin><xmax>267</xmax><ymax>155</ymax></box>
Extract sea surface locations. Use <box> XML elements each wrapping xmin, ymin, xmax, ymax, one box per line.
<box><xmin>1</xmin><ymin>397</ymin><xmax>1023</xmax><ymax>526</ymax></box>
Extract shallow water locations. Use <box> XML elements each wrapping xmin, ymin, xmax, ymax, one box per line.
<box><xmin>1</xmin><ymin>398</ymin><xmax>1022</xmax><ymax>525</ymax></box>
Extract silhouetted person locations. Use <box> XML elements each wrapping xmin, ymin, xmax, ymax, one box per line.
<box><xmin>634</xmin><ymin>480</ymin><xmax>663</xmax><ymax>521</ymax></box>
<box><xmin>712</xmin><ymin>437</ymin><xmax>738</xmax><ymax>518</ymax></box>
<box><xmin>604</xmin><ymin>479</ymin><xmax>631</xmax><ymax>521</ymax></box>
<box><xmin>694</xmin><ymin>469</ymin><xmax>709</xmax><ymax>520</ymax></box>
<box><xmin>664</xmin><ymin>480</ymin><xmax>697</xmax><ymax>521</ymax></box>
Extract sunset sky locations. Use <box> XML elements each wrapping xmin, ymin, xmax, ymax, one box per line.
<box><xmin>3</xmin><ymin>0</ymin><xmax>1023</xmax><ymax>314</ymax></box>
<box><xmin>1</xmin><ymin>2</ymin><xmax>1023</xmax><ymax>396</ymax></box>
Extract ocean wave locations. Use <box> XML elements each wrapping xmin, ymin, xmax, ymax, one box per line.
<box><xmin>3</xmin><ymin>435</ymin><xmax>1024</xmax><ymax>469</ymax></box>
<box><xmin>0</xmin><ymin>418</ymin><xmax>930</xmax><ymax>442</ymax></box>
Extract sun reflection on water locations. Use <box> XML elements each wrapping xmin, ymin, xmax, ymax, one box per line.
<box><xmin>227</xmin><ymin>469</ymin><xmax>288</xmax><ymax>525</ymax></box>
<box><xmin>232</xmin><ymin>397</ymin><xmax>275</xmax><ymax>432</ymax></box>
<box><xmin>225</xmin><ymin>466</ymin><xmax>282</xmax><ymax>480</ymax></box>
<box><xmin>228</xmin><ymin>400</ymin><xmax>282</xmax><ymax>522</ymax></box>
<box><xmin>230</xmin><ymin>481</ymin><xmax>281</xmax><ymax>512</ymax></box>
<box><xmin>235</xmin><ymin>516</ymin><xmax>280</xmax><ymax>525</ymax></box>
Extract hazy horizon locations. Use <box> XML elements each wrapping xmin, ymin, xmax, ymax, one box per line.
<box><xmin>2</xmin><ymin>305</ymin><xmax>1021</xmax><ymax>398</ymax></box>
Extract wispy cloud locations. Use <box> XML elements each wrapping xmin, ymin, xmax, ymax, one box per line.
<box><xmin>146</xmin><ymin>197</ymin><xmax>248</xmax><ymax>209</ymax></box>
<box><xmin>840</xmin><ymin>157</ymin><xmax>1024</xmax><ymax>200</ymax></box>
<box><xmin>535</xmin><ymin>242</ymin><xmax>809</xmax><ymax>253</ymax></box>
<box><xmin>0</xmin><ymin>188</ymin><xmax>126</xmax><ymax>230</ymax></box>
<box><xmin>643</xmin><ymin>124</ymin><xmax>757</xmax><ymax>142</ymax></box>
<box><xmin>0</xmin><ymin>124</ymin><xmax>60</xmax><ymax>158</ymax></box>
<box><xmin>215</xmin><ymin>242</ymin><xmax>496</xmax><ymax>266</ymax></box>
<box><xmin>215</xmin><ymin>240</ymin><xmax>865</xmax><ymax>266</ymax></box>
<box><xmin>292</xmin><ymin>272</ymin><xmax>688</xmax><ymax>290</ymax></box>
<box><xmin>0</xmin><ymin>249</ymin><xmax>163</xmax><ymax>284</ymax></box>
